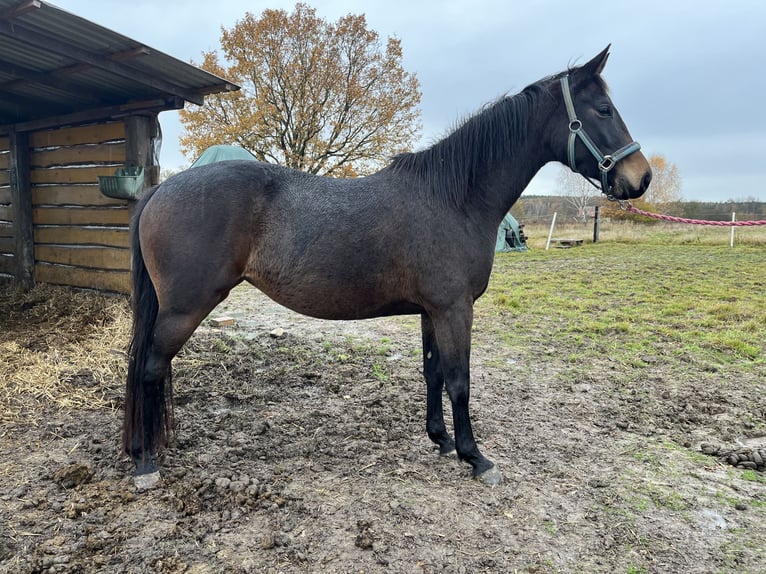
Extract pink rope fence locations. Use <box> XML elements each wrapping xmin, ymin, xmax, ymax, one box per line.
<box><xmin>625</xmin><ymin>204</ymin><xmax>766</xmax><ymax>227</ymax></box>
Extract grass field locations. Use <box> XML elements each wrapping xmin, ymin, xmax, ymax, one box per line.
<box><xmin>487</xmin><ymin>226</ymin><xmax>766</xmax><ymax>368</ymax></box>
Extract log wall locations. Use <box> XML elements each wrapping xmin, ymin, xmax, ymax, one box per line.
<box><xmin>1</xmin><ymin>122</ymin><xmax>133</xmax><ymax>293</ymax></box>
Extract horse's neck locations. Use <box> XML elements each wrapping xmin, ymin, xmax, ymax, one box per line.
<box><xmin>470</xmin><ymin>100</ymin><xmax>556</xmax><ymax>223</ymax></box>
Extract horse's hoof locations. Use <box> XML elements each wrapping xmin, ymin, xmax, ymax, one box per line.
<box><xmin>440</xmin><ymin>447</ymin><xmax>457</xmax><ymax>458</ymax></box>
<box><xmin>134</xmin><ymin>470</ymin><xmax>161</xmax><ymax>491</ymax></box>
<box><xmin>475</xmin><ymin>464</ymin><xmax>502</xmax><ymax>486</ymax></box>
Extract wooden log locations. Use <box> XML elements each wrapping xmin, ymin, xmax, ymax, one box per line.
<box><xmin>0</xmin><ymin>222</ymin><xmax>13</xmax><ymax>237</ymax></box>
<box><xmin>33</xmin><ymin>206</ymin><xmax>129</xmax><ymax>226</ymax></box>
<box><xmin>35</xmin><ymin>263</ymin><xmax>130</xmax><ymax>294</ymax></box>
<box><xmin>29</xmin><ymin>123</ymin><xmax>125</xmax><ymax>148</ymax></box>
<box><xmin>0</xmin><ymin>205</ymin><xmax>12</xmax><ymax>222</ymax></box>
<box><xmin>0</xmin><ymin>254</ymin><xmax>13</xmax><ymax>275</ymax></box>
<box><xmin>0</xmin><ymin>188</ymin><xmax>11</xmax><ymax>204</ymax></box>
<box><xmin>0</xmin><ymin>171</ymin><xmax>9</xmax><ymax>187</ymax></box>
<box><xmin>34</xmin><ymin>226</ymin><xmax>129</xmax><ymax>248</ymax></box>
<box><xmin>35</xmin><ymin>245</ymin><xmax>130</xmax><ymax>271</ymax></box>
<box><xmin>31</xmin><ymin>166</ymin><xmax>117</xmax><ymax>185</ymax></box>
<box><xmin>0</xmin><ymin>236</ymin><xmax>13</xmax><ymax>254</ymax></box>
<box><xmin>32</xmin><ymin>185</ymin><xmax>128</xmax><ymax>207</ymax></box>
<box><xmin>31</xmin><ymin>142</ymin><xmax>126</xmax><ymax>168</ymax></box>
<box><xmin>0</xmin><ymin>153</ymin><xmax>8</xmax><ymax>170</ymax></box>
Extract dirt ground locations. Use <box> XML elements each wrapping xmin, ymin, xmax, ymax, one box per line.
<box><xmin>1</xmin><ymin>283</ymin><xmax>765</xmax><ymax>573</ymax></box>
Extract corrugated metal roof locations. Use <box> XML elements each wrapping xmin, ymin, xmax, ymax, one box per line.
<box><xmin>0</xmin><ymin>0</ymin><xmax>239</xmax><ymax>132</ymax></box>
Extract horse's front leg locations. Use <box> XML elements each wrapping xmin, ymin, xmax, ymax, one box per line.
<box><xmin>421</xmin><ymin>314</ymin><xmax>456</xmax><ymax>455</ymax></box>
<box><xmin>429</xmin><ymin>304</ymin><xmax>502</xmax><ymax>485</ymax></box>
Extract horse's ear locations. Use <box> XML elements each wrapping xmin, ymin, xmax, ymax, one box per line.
<box><xmin>581</xmin><ymin>45</ymin><xmax>611</xmax><ymax>77</ymax></box>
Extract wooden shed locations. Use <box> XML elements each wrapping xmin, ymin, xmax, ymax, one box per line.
<box><xmin>0</xmin><ymin>0</ymin><xmax>238</xmax><ymax>293</ymax></box>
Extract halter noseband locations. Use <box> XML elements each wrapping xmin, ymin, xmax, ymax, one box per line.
<box><xmin>560</xmin><ymin>74</ymin><xmax>641</xmax><ymax>199</ymax></box>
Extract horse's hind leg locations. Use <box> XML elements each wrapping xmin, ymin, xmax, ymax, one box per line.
<box><xmin>129</xmin><ymin>296</ymin><xmax>228</xmax><ymax>484</ymax></box>
<box><xmin>421</xmin><ymin>314</ymin><xmax>456</xmax><ymax>455</ymax></box>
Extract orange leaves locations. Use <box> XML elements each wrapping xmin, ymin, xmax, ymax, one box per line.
<box><xmin>179</xmin><ymin>3</ymin><xmax>422</xmax><ymax>176</ymax></box>
<box><xmin>645</xmin><ymin>153</ymin><xmax>682</xmax><ymax>205</ymax></box>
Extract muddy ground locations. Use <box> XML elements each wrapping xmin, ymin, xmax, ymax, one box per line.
<box><xmin>1</xmin><ymin>283</ymin><xmax>765</xmax><ymax>573</ymax></box>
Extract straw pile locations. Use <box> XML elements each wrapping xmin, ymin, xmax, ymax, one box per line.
<box><xmin>0</xmin><ymin>282</ymin><xmax>131</xmax><ymax>427</ymax></box>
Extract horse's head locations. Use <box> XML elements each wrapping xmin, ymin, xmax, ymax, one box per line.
<box><xmin>552</xmin><ymin>46</ymin><xmax>651</xmax><ymax>201</ymax></box>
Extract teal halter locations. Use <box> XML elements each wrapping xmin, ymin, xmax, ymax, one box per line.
<box><xmin>560</xmin><ymin>74</ymin><xmax>641</xmax><ymax>198</ymax></box>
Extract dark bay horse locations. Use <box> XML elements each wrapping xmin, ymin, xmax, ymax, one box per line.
<box><xmin>124</xmin><ymin>46</ymin><xmax>651</xmax><ymax>488</ymax></box>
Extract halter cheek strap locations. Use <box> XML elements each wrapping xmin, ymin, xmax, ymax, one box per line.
<box><xmin>560</xmin><ymin>74</ymin><xmax>641</xmax><ymax>196</ymax></box>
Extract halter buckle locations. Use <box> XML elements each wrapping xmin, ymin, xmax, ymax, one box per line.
<box><xmin>599</xmin><ymin>155</ymin><xmax>615</xmax><ymax>172</ymax></box>
<box><xmin>568</xmin><ymin>119</ymin><xmax>582</xmax><ymax>133</ymax></box>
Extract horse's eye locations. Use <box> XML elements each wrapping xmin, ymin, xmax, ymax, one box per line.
<box><xmin>598</xmin><ymin>104</ymin><xmax>613</xmax><ymax>117</ymax></box>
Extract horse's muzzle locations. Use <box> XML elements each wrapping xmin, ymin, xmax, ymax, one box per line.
<box><xmin>613</xmin><ymin>154</ymin><xmax>652</xmax><ymax>199</ymax></box>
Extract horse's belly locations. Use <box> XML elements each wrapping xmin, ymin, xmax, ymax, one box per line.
<box><xmin>260</xmin><ymin>287</ymin><xmax>422</xmax><ymax>320</ymax></box>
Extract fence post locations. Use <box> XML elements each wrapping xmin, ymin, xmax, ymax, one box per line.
<box><xmin>730</xmin><ymin>212</ymin><xmax>735</xmax><ymax>248</ymax></box>
<box><xmin>546</xmin><ymin>212</ymin><xmax>557</xmax><ymax>251</ymax></box>
<box><xmin>593</xmin><ymin>205</ymin><xmax>600</xmax><ymax>243</ymax></box>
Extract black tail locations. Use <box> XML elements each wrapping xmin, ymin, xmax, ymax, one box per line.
<box><xmin>122</xmin><ymin>186</ymin><xmax>174</xmax><ymax>457</ymax></box>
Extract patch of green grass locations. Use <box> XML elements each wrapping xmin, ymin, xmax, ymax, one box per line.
<box><xmin>371</xmin><ymin>362</ymin><xmax>389</xmax><ymax>381</ymax></box>
<box><xmin>543</xmin><ymin>520</ymin><xmax>557</xmax><ymax>535</ymax></box>
<box><xmin>741</xmin><ymin>470</ymin><xmax>766</xmax><ymax>484</ymax></box>
<box><xmin>482</xmin><ymin>242</ymin><xmax>766</xmax><ymax>371</ymax></box>
<box><xmin>212</xmin><ymin>339</ymin><xmax>232</xmax><ymax>354</ymax></box>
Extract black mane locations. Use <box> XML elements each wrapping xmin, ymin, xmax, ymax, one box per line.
<box><xmin>389</xmin><ymin>73</ymin><xmax>561</xmax><ymax>208</ymax></box>
<box><xmin>389</xmin><ymin>66</ymin><xmax>609</xmax><ymax>208</ymax></box>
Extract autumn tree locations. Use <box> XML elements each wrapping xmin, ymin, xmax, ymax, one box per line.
<box><xmin>179</xmin><ymin>3</ymin><xmax>422</xmax><ymax>176</ymax></box>
<box><xmin>642</xmin><ymin>154</ymin><xmax>683</xmax><ymax>205</ymax></box>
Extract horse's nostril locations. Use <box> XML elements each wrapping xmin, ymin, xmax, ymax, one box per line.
<box><xmin>641</xmin><ymin>171</ymin><xmax>652</xmax><ymax>192</ymax></box>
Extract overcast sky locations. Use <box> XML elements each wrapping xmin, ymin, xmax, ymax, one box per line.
<box><xmin>55</xmin><ymin>0</ymin><xmax>766</xmax><ymax>202</ymax></box>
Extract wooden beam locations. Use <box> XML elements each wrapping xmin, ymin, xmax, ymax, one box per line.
<box><xmin>0</xmin><ymin>253</ymin><xmax>13</xmax><ymax>275</ymax></box>
<box><xmin>34</xmin><ymin>226</ymin><xmax>129</xmax><ymax>249</ymax></box>
<box><xmin>35</xmin><ymin>263</ymin><xmax>130</xmax><ymax>294</ymax></box>
<box><xmin>32</xmin><ymin>185</ymin><xmax>128</xmax><ymax>207</ymax></box>
<box><xmin>10</xmin><ymin>130</ymin><xmax>33</xmax><ymax>289</ymax></box>
<box><xmin>30</xmin><ymin>122</ymin><xmax>125</xmax><ymax>148</ymax></box>
<box><xmin>0</xmin><ymin>0</ymin><xmax>41</xmax><ymax>20</ymax></box>
<box><xmin>31</xmin><ymin>165</ymin><xmax>117</xmax><ymax>185</ymax></box>
<box><xmin>1</xmin><ymin>97</ymin><xmax>184</xmax><ymax>134</ymax></box>
<box><xmin>124</xmin><ymin>114</ymin><xmax>160</xmax><ymax>189</ymax></box>
<box><xmin>111</xmin><ymin>47</ymin><xmax>151</xmax><ymax>62</ymax></box>
<box><xmin>31</xmin><ymin>142</ymin><xmax>126</xmax><ymax>168</ymax></box>
<box><xmin>35</xmin><ymin>244</ymin><xmax>130</xmax><ymax>271</ymax></box>
<box><xmin>0</xmin><ymin>236</ymin><xmax>13</xmax><ymax>253</ymax></box>
<box><xmin>33</xmin><ymin>206</ymin><xmax>129</xmax><ymax>226</ymax></box>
